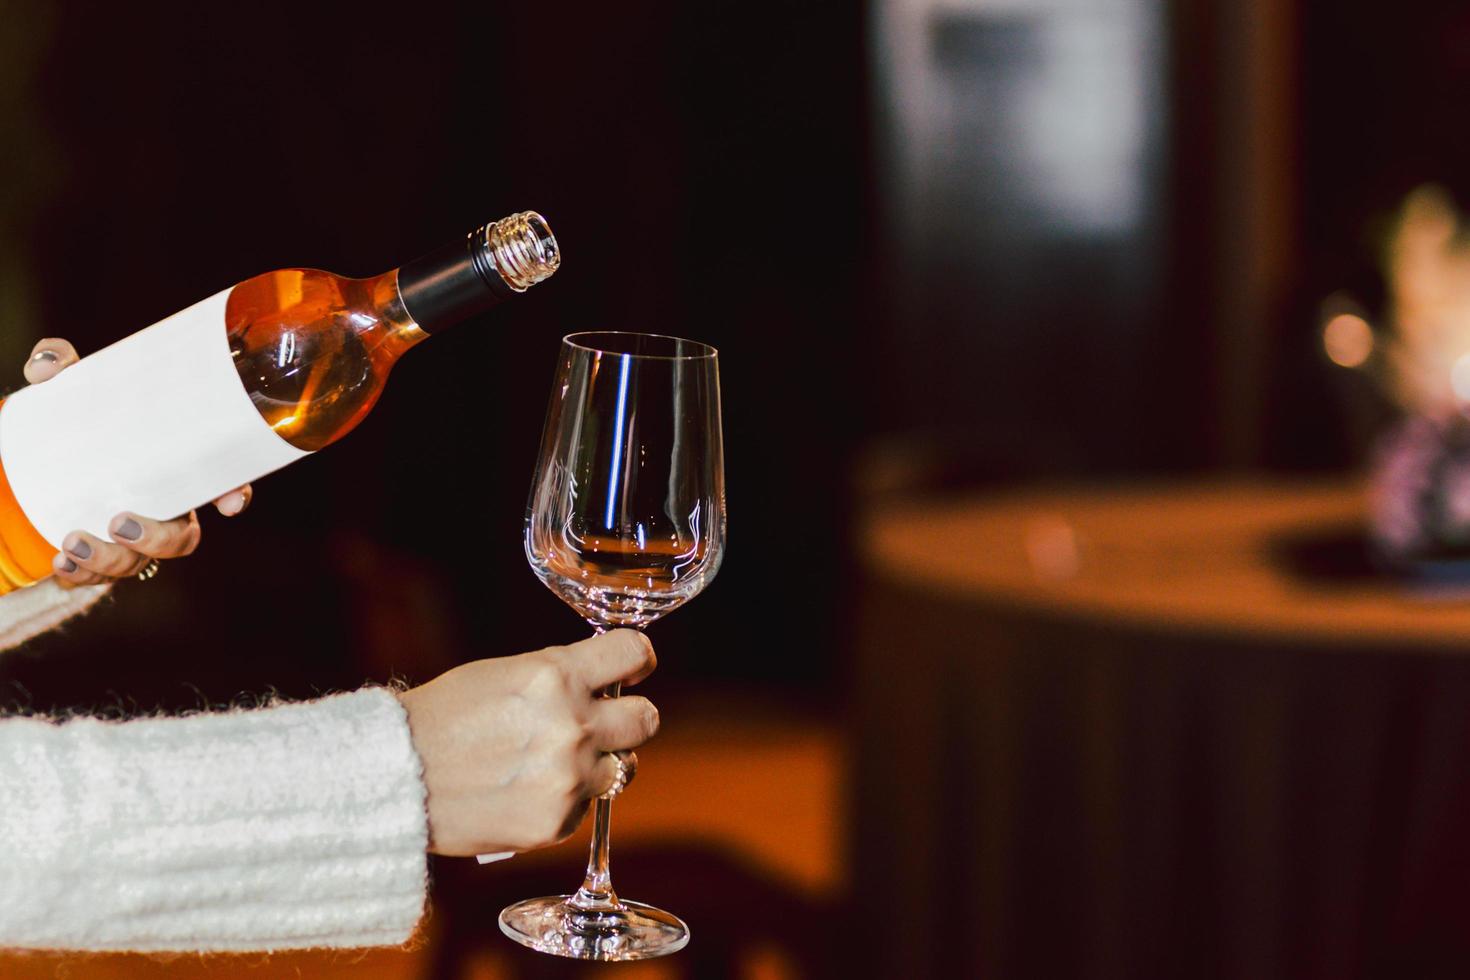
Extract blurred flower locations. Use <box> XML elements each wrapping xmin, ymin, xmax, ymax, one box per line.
<box><xmin>1369</xmin><ymin>412</ymin><xmax>1470</xmax><ymax>560</ymax></box>
<box><xmin>1381</xmin><ymin>184</ymin><xmax>1470</xmax><ymax>415</ymax></box>
<box><xmin>1326</xmin><ymin>185</ymin><xmax>1470</xmax><ymax>563</ymax></box>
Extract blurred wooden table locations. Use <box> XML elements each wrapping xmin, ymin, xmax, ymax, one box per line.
<box><xmin>856</xmin><ymin>479</ymin><xmax>1470</xmax><ymax>980</ymax></box>
<box><xmin>865</xmin><ymin>479</ymin><xmax>1470</xmax><ymax>647</ymax></box>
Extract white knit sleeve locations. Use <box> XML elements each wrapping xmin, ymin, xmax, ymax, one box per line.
<box><xmin>0</xmin><ymin>578</ymin><xmax>111</xmax><ymax>653</ymax></box>
<box><xmin>0</xmin><ymin>687</ymin><xmax>429</xmax><ymax>952</ymax></box>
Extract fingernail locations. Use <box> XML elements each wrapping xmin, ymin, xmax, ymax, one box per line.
<box><xmin>58</xmin><ymin>557</ymin><xmax>76</xmax><ymax>573</ymax></box>
<box><xmin>218</xmin><ymin>493</ymin><xmax>244</xmax><ymax>516</ymax></box>
<box><xmin>30</xmin><ymin>350</ymin><xmax>57</xmax><ymax>364</ymax></box>
<box><xmin>67</xmin><ymin>539</ymin><xmax>91</xmax><ymax>560</ymax></box>
<box><xmin>115</xmin><ymin>519</ymin><xmax>142</xmax><ymax>541</ymax></box>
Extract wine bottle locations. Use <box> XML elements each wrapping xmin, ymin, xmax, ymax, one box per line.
<box><xmin>0</xmin><ymin>211</ymin><xmax>559</xmax><ymax>593</ymax></box>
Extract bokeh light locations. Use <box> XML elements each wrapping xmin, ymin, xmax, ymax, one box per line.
<box><xmin>1322</xmin><ymin>312</ymin><xmax>1374</xmax><ymax>368</ymax></box>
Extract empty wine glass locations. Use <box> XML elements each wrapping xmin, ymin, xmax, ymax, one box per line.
<box><xmin>499</xmin><ymin>331</ymin><xmax>726</xmax><ymax>960</ymax></box>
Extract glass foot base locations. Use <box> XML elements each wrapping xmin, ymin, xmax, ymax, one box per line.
<box><xmin>498</xmin><ymin>895</ymin><xmax>690</xmax><ymax>961</ymax></box>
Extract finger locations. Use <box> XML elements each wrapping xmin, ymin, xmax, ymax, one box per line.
<box><xmin>108</xmin><ymin>511</ymin><xmax>201</xmax><ymax>559</ymax></box>
<box><xmin>52</xmin><ymin>550</ymin><xmax>109</xmax><ymax>587</ymax></box>
<box><xmin>588</xmin><ymin>695</ymin><xmax>660</xmax><ymax>751</ymax></box>
<box><xmin>61</xmin><ymin>530</ymin><xmax>151</xmax><ymax>579</ymax></box>
<box><xmin>24</xmin><ymin>339</ymin><xmax>80</xmax><ymax>384</ymax></box>
<box><xmin>213</xmin><ymin>485</ymin><xmax>252</xmax><ymax>517</ymax></box>
<box><xmin>559</xmin><ymin>630</ymin><xmax>657</xmax><ymax>691</ymax></box>
<box><xmin>590</xmin><ymin>750</ymin><xmax>638</xmax><ymax>798</ymax></box>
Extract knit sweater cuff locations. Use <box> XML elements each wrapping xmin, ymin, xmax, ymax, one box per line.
<box><xmin>0</xmin><ymin>688</ymin><xmax>429</xmax><ymax>952</ymax></box>
<box><xmin>0</xmin><ymin>578</ymin><xmax>111</xmax><ymax>652</ymax></box>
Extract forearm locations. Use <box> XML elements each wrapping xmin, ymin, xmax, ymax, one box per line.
<box><xmin>0</xmin><ymin>687</ymin><xmax>428</xmax><ymax>952</ymax></box>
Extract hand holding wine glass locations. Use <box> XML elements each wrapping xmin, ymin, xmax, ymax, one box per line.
<box><xmin>501</xmin><ymin>331</ymin><xmax>726</xmax><ymax>961</ymax></box>
<box><xmin>398</xmin><ymin>630</ymin><xmax>660</xmax><ymax>856</ymax></box>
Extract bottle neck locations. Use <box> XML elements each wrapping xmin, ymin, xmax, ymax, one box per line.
<box><xmin>396</xmin><ymin>212</ymin><xmax>560</xmax><ymax>333</ymax></box>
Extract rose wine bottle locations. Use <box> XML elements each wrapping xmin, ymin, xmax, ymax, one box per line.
<box><xmin>0</xmin><ymin>211</ymin><xmax>559</xmax><ymax>592</ymax></box>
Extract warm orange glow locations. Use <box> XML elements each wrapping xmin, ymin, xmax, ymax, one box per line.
<box><xmin>1323</xmin><ymin>313</ymin><xmax>1374</xmax><ymax>368</ymax></box>
<box><xmin>1024</xmin><ymin>514</ymin><xmax>1080</xmax><ymax>582</ymax></box>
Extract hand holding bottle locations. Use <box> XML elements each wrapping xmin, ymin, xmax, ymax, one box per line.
<box><xmin>24</xmin><ymin>338</ymin><xmax>254</xmax><ymax>587</ymax></box>
<box><xmin>397</xmin><ymin>630</ymin><xmax>660</xmax><ymax>857</ymax></box>
<box><xmin>0</xmin><ymin>212</ymin><xmax>557</xmax><ymax>595</ymax></box>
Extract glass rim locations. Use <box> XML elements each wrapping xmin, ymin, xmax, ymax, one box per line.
<box><xmin>562</xmin><ymin>331</ymin><xmax>719</xmax><ymax>361</ymax></box>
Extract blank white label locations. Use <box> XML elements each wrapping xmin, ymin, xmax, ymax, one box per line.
<box><xmin>0</xmin><ymin>289</ymin><xmax>311</xmax><ymax>547</ymax></box>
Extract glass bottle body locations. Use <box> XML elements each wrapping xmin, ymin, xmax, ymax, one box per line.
<box><xmin>0</xmin><ymin>269</ymin><xmax>424</xmax><ymax>591</ymax></box>
<box><xmin>0</xmin><ymin>210</ymin><xmax>557</xmax><ymax>594</ymax></box>
<box><xmin>226</xmin><ymin>267</ymin><xmax>426</xmax><ymax>452</ymax></box>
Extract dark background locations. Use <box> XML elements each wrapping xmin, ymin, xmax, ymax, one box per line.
<box><xmin>0</xmin><ymin>0</ymin><xmax>867</xmax><ymax>712</ymax></box>
<box><xmin>5</xmin><ymin>0</ymin><xmax>1456</xmax><ymax>708</ymax></box>
<box><xmin>6</xmin><ymin>0</ymin><xmax>1470</xmax><ymax>976</ymax></box>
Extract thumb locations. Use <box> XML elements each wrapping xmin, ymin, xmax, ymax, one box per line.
<box><xmin>23</xmin><ymin>339</ymin><xmax>80</xmax><ymax>385</ymax></box>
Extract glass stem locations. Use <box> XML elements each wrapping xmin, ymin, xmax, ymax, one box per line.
<box><xmin>570</xmin><ymin>623</ymin><xmax>623</xmax><ymax>914</ymax></box>
<box><xmin>570</xmin><ymin>688</ymin><xmax>621</xmax><ymax>912</ymax></box>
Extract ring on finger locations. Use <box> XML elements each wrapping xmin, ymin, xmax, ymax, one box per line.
<box><xmin>599</xmin><ymin>750</ymin><xmax>637</xmax><ymax>800</ymax></box>
<box><xmin>136</xmin><ymin>558</ymin><xmax>161</xmax><ymax>582</ymax></box>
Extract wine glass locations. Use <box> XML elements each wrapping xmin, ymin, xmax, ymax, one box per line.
<box><xmin>499</xmin><ymin>331</ymin><xmax>726</xmax><ymax>960</ymax></box>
